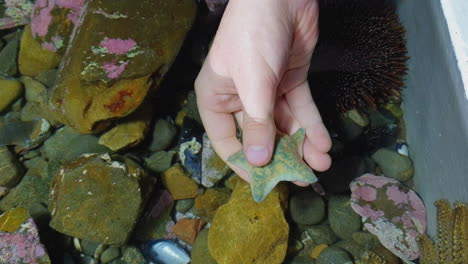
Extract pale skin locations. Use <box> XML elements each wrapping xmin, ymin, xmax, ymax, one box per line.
<box><xmin>195</xmin><ymin>0</ymin><xmax>332</xmax><ymax>185</ymax></box>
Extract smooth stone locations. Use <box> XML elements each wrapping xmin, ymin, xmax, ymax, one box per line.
<box><xmin>101</xmin><ymin>246</ymin><xmax>121</xmax><ymax>263</ymax></box>
<box><xmin>317</xmin><ymin>156</ymin><xmax>366</xmax><ymax>194</ymax></box>
<box><xmin>289</xmin><ymin>190</ymin><xmax>325</xmax><ymax>225</ymax></box>
<box><xmin>344</xmin><ymin>109</ymin><xmax>369</xmax><ymax>127</ymax></box>
<box><xmin>49</xmin><ymin>154</ymin><xmax>152</xmax><ymax>245</ymax></box>
<box><xmin>351</xmin><ymin>232</ymin><xmax>380</xmax><ymax>250</ymax></box>
<box><xmin>98</xmin><ymin>104</ymin><xmax>153</xmax><ymax>151</ymax></box>
<box><xmin>208</xmin><ymin>180</ymin><xmax>289</xmax><ymax>264</ymax></box>
<box><xmin>121</xmin><ymin>246</ymin><xmax>148</xmax><ymax>264</ymax></box>
<box><xmin>145</xmin><ymin>151</ymin><xmax>176</xmax><ymax>174</ymax></box>
<box><xmin>22</xmin><ymin>149</ymin><xmax>40</xmax><ymax>160</ymax></box>
<box><xmin>143</xmin><ymin>239</ymin><xmax>190</xmax><ymax>264</ymax></box>
<box><xmin>20</xmin><ymin>101</ymin><xmax>45</xmax><ymax>122</ymax></box>
<box><xmin>176</xmin><ymin>199</ymin><xmax>195</xmax><ymax>214</ymax></box>
<box><xmin>149</xmin><ymin>118</ymin><xmax>177</xmax><ymax>152</ymax></box>
<box><xmin>328</xmin><ymin>195</ymin><xmax>362</xmax><ymax>240</ymax></box>
<box><xmin>200</xmin><ymin>133</ymin><xmax>231</xmax><ymax>188</ymax></box>
<box><xmin>0</xmin><ymin>146</ymin><xmax>23</xmax><ymax>188</ymax></box>
<box><xmin>193</xmin><ymin>188</ymin><xmax>231</xmax><ymax>221</ymax></box>
<box><xmin>172</xmin><ymin>218</ymin><xmax>206</xmax><ymax>244</ymax></box>
<box><xmin>20</xmin><ymin>76</ymin><xmax>48</xmax><ymax>103</ymax></box>
<box><xmin>303</xmin><ymin>225</ymin><xmax>339</xmax><ymax>245</ymax></box>
<box><xmin>0</xmin><ymin>32</ymin><xmax>19</xmax><ymax>77</ymax></box>
<box><xmin>316</xmin><ymin>246</ymin><xmax>353</xmax><ymax>264</ymax></box>
<box><xmin>191</xmin><ymin>229</ymin><xmax>217</xmax><ymax>264</ymax></box>
<box><xmin>334</xmin><ymin>240</ymin><xmax>366</xmax><ymax>259</ymax></box>
<box><xmin>41</xmin><ymin>126</ymin><xmax>111</xmax><ymax>163</ymax></box>
<box><xmin>35</xmin><ymin>69</ymin><xmax>58</xmax><ymax>88</ymax></box>
<box><xmin>23</xmin><ymin>156</ymin><xmax>43</xmax><ymax>169</ymax></box>
<box><xmin>19</xmin><ymin>25</ymin><xmax>62</xmax><ymax>76</ymax></box>
<box><xmin>371</xmin><ymin>148</ymin><xmax>414</xmax><ymax>181</ymax></box>
<box><xmin>161</xmin><ymin>164</ymin><xmax>199</xmax><ymax>200</ymax></box>
<box><xmin>0</xmin><ymin>80</ymin><xmax>23</xmax><ymax>112</ymax></box>
<box><xmin>78</xmin><ymin>255</ymin><xmax>95</xmax><ymax>264</ymax></box>
<box><xmin>81</xmin><ymin>239</ymin><xmax>100</xmax><ymax>256</ymax></box>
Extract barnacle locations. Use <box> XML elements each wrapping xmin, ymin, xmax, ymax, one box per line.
<box><xmin>417</xmin><ymin>200</ymin><xmax>468</xmax><ymax>264</ymax></box>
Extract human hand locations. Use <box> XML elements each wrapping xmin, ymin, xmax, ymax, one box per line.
<box><xmin>195</xmin><ymin>0</ymin><xmax>332</xmax><ymax>185</ymax></box>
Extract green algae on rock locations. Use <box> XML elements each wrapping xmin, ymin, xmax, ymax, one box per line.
<box><xmin>49</xmin><ymin>0</ymin><xmax>197</xmax><ymax>133</ymax></box>
<box><xmin>48</xmin><ymin>153</ymin><xmax>152</xmax><ymax>245</ymax></box>
<box><xmin>228</xmin><ymin>128</ymin><xmax>318</xmax><ymax>202</ymax></box>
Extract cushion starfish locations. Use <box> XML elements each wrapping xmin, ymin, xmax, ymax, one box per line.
<box><xmin>228</xmin><ymin>128</ymin><xmax>318</xmax><ymax>202</ymax></box>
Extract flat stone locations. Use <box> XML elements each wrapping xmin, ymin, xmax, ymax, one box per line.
<box><xmin>49</xmin><ymin>153</ymin><xmax>151</xmax><ymax>245</ymax></box>
<box><xmin>0</xmin><ymin>32</ymin><xmax>20</xmax><ymax>77</ymax></box>
<box><xmin>148</xmin><ymin>118</ymin><xmax>177</xmax><ymax>152</ymax></box>
<box><xmin>172</xmin><ymin>218</ymin><xmax>206</xmax><ymax>245</ymax></box>
<box><xmin>371</xmin><ymin>148</ymin><xmax>414</xmax><ymax>181</ymax></box>
<box><xmin>0</xmin><ymin>80</ymin><xmax>23</xmax><ymax>112</ymax></box>
<box><xmin>208</xmin><ymin>179</ymin><xmax>289</xmax><ymax>264</ymax></box>
<box><xmin>161</xmin><ymin>164</ymin><xmax>199</xmax><ymax>200</ymax></box>
<box><xmin>145</xmin><ymin>151</ymin><xmax>176</xmax><ymax>174</ymax></box>
<box><xmin>201</xmin><ymin>133</ymin><xmax>231</xmax><ymax>188</ymax></box>
<box><xmin>328</xmin><ymin>195</ymin><xmax>362</xmax><ymax>240</ymax></box>
<box><xmin>101</xmin><ymin>246</ymin><xmax>121</xmax><ymax>263</ymax></box>
<box><xmin>193</xmin><ymin>188</ymin><xmax>231</xmax><ymax>221</ymax></box>
<box><xmin>289</xmin><ymin>190</ymin><xmax>325</xmax><ymax>225</ymax></box>
<box><xmin>316</xmin><ymin>246</ymin><xmax>352</xmax><ymax>264</ymax></box>
<box><xmin>19</xmin><ymin>25</ymin><xmax>61</xmax><ymax>76</ymax></box>
<box><xmin>0</xmin><ymin>146</ymin><xmax>23</xmax><ymax>188</ymax></box>
<box><xmin>175</xmin><ymin>199</ymin><xmax>195</xmax><ymax>214</ymax></box>
<box><xmin>191</xmin><ymin>229</ymin><xmax>217</xmax><ymax>264</ymax></box>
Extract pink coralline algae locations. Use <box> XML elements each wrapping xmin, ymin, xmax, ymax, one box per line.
<box><xmin>102</xmin><ymin>61</ymin><xmax>129</xmax><ymax>79</ymax></box>
<box><xmin>31</xmin><ymin>0</ymin><xmax>85</xmax><ymax>37</ymax></box>
<box><xmin>350</xmin><ymin>174</ymin><xmax>427</xmax><ymax>260</ymax></box>
<box><xmin>0</xmin><ymin>218</ymin><xmax>50</xmax><ymax>264</ymax></box>
<box><xmin>0</xmin><ymin>0</ymin><xmax>33</xmax><ymax>30</ymax></box>
<box><xmin>100</xmin><ymin>37</ymin><xmax>137</xmax><ymax>55</ymax></box>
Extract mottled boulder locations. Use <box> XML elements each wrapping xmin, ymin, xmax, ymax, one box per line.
<box><xmin>49</xmin><ymin>0</ymin><xmax>197</xmax><ymax>133</ymax></box>
<box><xmin>49</xmin><ymin>153</ymin><xmax>152</xmax><ymax>245</ymax></box>
<box><xmin>208</xmin><ymin>179</ymin><xmax>289</xmax><ymax>264</ymax></box>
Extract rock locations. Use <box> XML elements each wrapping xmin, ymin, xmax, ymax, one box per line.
<box><xmin>0</xmin><ymin>32</ymin><xmax>19</xmax><ymax>77</ymax></box>
<box><xmin>0</xmin><ymin>80</ymin><xmax>23</xmax><ymax>112</ymax></box>
<box><xmin>351</xmin><ymin>232</ymin><xmax>380</xmax><ymax>250</ymax></box>
<box><xmin>81</xmin><ymin>239</ymin><xmax>100</xmax><ymax>256</ymax></box>
<box><xmin>334</xmin><ymin>240</ymin><xmax>366</xmax><ymax>259</ymax></box>
<box><xmin>185</xmin><ymin>90</ymin><xmax>202</xmax><ymax>124</ymax></box>
<box><xmin>289</xmin><ymin>190</ymin><xmax>325</xmax><ymax>225</ymax></box>
<box><xmin>201</xmin><ymin>133</ymin><xmax>231</xmax><ymax>188</ymax></box>
<box><xmin>193</xmin><ymin>188</ymin><xmax>231</xmax><ymax>221</ymax></box>
<box><xmin>371</xmin><ymin>245</ymin><xmax>400</xmax><ymax>264</ymax></box>
<box><xmin>178</xmin><ymin>117</ymin><xmax>204</xmax><ymax>182</ymax></box>
<box><xmin>344</xmin><ymin>109</ymin><xmax>369</xmax><ymax>127</ymax></box>
<box><xmin>0</xmin><ymin>207</ymin><xmax>29</xmax><ymax>232</ymax></box>
<box><xmin>0</xmin><ymin>214</ymin><xmax>51</xmax><ymax>264</ymax></box>
<box><xmin>161</xmin><ymin>164</ymin><xmax>199</xmax><ymax>200</ymax></box>
<box><xmin>350</xmin><ymin>174</ymin><xmax>426</xmax><ymax>260</ymax></box>
<box><xmin>208</xmin><ymin>179</ymin><xmax>289</xmax><ymax>264</ymax></box>
<box><xmin>339</xmin><ymin>114</ymin><xmax>363</xmax><ymax>142</ymax></box>
<box><xmin>384</xmin><ymin>103</ymin><xmax>403</xmax><ymax>118</ymax></box>
<box><xmin>302</xmin><ymin>225</ymin><xmax>339</xmax><ymax>245</ymax></box>
<box><xmin>0</xmin><ymin>0</ymin><xmax>33</xmax><ymax>30</ymax></box>
<box><xmin>35</xmin><ymin>69</ymin><xmax>58</xmax><ymax>88</ymax></box>
<box><xmin>78</xmin><ymin>255</ymin><xmax>94</xmax><ymax>264</ymax></box>
<box><xmin>328</xmin><ymin>195</ymin><xmax>362</xmax><ymax>240</ymax></box>
<box><xmin>173</xmin><ymin>218</ymin><xmax>206</xmax><ymax>244</ymax></box>
<box><xmin>132</xmin><ymin>190</ymin><xmax>175</xmax><ymax>242</ymax></box>
<box><xmin>99</xmin><ymin>104</ymin><xmax>153</xmax><ymax>151</ymax></box>
<box><xmin>20</xmin><ymin>75</ymin><xmax>48</xmax><ymax>103</ymax></box>
<box><xmin>176</xmin><ymin>199</ymin><xmax>195</xmax><ymax>214</ymax></box>
<box><xmin>318</xmin><ymin>156</ymin><xmax>367</xmax><ymax>194</ymax></box>
<box><xmin>0</xmin><ymin>119</ymin><xmax>50</xmax><ymax>150</ymax></box>
<box><xmin>22</xmin><ymin>149</ymin><xmax>40</xmax><ymax>160</ymax></box>
<box><xmin>20</xmin><ymin>101</ymin><xmax>45</xmax><ymax>121</ymax></box>
<box><xmin>142</xmin><ymin>239</ymin><xmax>189</xmax><ymax>264</ymax></box>
<box><xmin>49</xmin><ymin>153</ymin><xmax>152</xmax><ymax>245</ymax></box>
<box><xmin>316</xmin><ymin>246</ymin><xmax>352</xmax><ymax>264</ymax></box>
<box><xmin>19</xmin><ymin>25</ymin><xmax>62</xmax><ymax>76</ymax></box>
<box><xmin>145</xmin><ymin>151</ymin><xmax>176</xmax><ymax>174</ymax></box>
<box><xmin>41</xmin><ymin>126</ymin><xmax>111</xmax><ymax>163</ymax></box>
<box><xmin>191</xmin><ymin>229</ymin><xmax>217</xmax><ymax>264</ymax></box>
<box><xmin>101</xmin><ymin>246</ymin><xmax>121</xmax><ymax>263</ymax></box>
<box><xmin>0</xmin><ymin>158</ymin><xmax>50</xmax><ymax>211</ymax></box>
<box><xmin>148</xmin><ymin>118</ymin><xmax>177</xmax><ymax>152</ymax></box>
<box><xmin>224</xmin><ymin>173</ymin><xmax>241</xmax><ymax>190</ymax></box>
<box><xmin>0</xmin><ymin>187</ymin><xmax>8</xmax><ymax>198</ymax></box>
<box><xmin>48</xmin><ymin>0</ymin><xmax>197</xmax><ymax>134</ymax></box>
<box><xmin>0</xmin><ymin>146</ymin><xmax>23</xmax><ymax>188</ymax></box>
<box><xmin>120</xmin><ymin>246</ymin><xmax>148</xmax><ymax>264</ymax></box>
<box><xmin>371</xmin><ymin>148</ymin><xmax>414</xmax><ymax>181</ymax></box>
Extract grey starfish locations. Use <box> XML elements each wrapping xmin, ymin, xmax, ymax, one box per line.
<box><xmin>228</xmin><ymin>128</ymin><xmax>318</xmax><ymax>202</ymax></box>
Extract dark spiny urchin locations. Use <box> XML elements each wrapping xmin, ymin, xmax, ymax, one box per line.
<box><xmin>309</xmin><ymin>0</ymin><xmax>408</xmax><ymax>114</ymax></box>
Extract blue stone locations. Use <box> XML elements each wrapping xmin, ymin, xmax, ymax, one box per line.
<box><xmin>143</xmin><ymin>239</ymin><xmax>190</xmax><ymax>264</ymax></box>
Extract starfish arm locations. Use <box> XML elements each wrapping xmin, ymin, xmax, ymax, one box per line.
<box><xmin>291</xmin><ymin>128</ymin><xmax>306</xmax><ymax>157</ymax></box>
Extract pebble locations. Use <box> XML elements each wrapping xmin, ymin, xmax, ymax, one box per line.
<box><xmin>20</xmin><ymin>76</ymin><xmax>47</xmax><ymax>104</ymax></box>
<box><xmin>81</xmin><ymin>239</ymin><xmax>100</xmax><ymax>256</ymax></box>
<box><xmin>316</xmin><ymin>246</ymin><xmax>353</xmax><ymax>264</ymax></box>
<box><xmin>328</xmin><ymin>195</ymin><xmax>362</xmax><ymax>240</ymax></box>
<box><xmin>0</xmin><ymin>146</ymin><xmax>23</xmax><ymax>188</ymax></box>
<box><xmin>302</xmin><ymin>225</ymin><xmax>339</xmax><ymax>245</ymax></box>
<box><xmin>0</xmin><ymin>32</ymin><xmax>19</xmax><ymax>77</ymax></box>
<box><xmin>148</xmin><ymin>118</ymin><xmax>177</xmax><ymax>152</ymax></box>
<box><xmin>0</xmin><ymin>80</ymin><xmax>23</xmax><ymax>112</ymax></box>
<box><xmin>101</xmin><ymin>246</ymin><xmax>121</xmax><ymax>263</ymax></box>
<box><xmin>289</xmin><ymin>190</ymin><xmax>325</xmax><ymax>225</ymax></box>
<box><xmin>172</xmin><ymin>218</ymin><xmax>206</xmax><ymax>244</ymax></box>
<box><xmin>371</xmin><ymin>148</ymin><xmax>413</xmax><ymax>181</ymax></box>
<box><xmin>175</xmin><ymin>199</ymin><xmax>195</xmax><ymax>214</ymax></box>
<box><xmin>334</xmin><ymin>239</ymin><xmax>366</xmax><ymax>259</ymax></box>
<box><xmin>145</xmin><ymin>151</ymin><xmax>176</xmax><ymax>174</ymax></box>
<box><xmin>161</xmin><ymin>164</ymin><xmax>199</xmax><ymax>200</ymax></box>
<box><xmin>143</xmin><ymin>239</ymin><xmax>190</xmax><ymax>264</ymax></box>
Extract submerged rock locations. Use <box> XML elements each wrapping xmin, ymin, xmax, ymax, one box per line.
<box><xmin>328</xmin><ymin>195</ymin><xmax>362</xmax><ymax>240</ymax></box>
<box><xmin>0</xmin><ymin>146</ymin><xmax>23</xmax><ymax>188</ymax></box>
<box><xmin>0</xmin><ymin>80</ymin><xmax>23</xmax><ymax>112</ymax></box>
<box><xmin>49</xmin><ymin>153</ymin><xmax>152</xmax><ymax>245</ymax></box>
<box><xmin>161</xmin><ymin>164</ymin><xmax>199</xmax><ymax>200</ymax></box>
<box><xmin>208</xmin><ymin>179</ymin><xmax>289</xmax><ymax>264</ymax></box>
<box><xmin>172</xmin><ymin>218</ymin><xmax>206</xmax><ymax>244</ymax></box>
<box><xmin>289</xmin><ymin>190</ymin><xmax>325</xmax><ymax>225</ymax></box>
<box><xmin>0</xmin><ymin>0</ymin><xmax>33</xmax><ymax>30</ymax></box>
<box><xmin>350</xmin><ymin>174</ymin><xmax>426</xmax><ymax>260</ymax></box>
<box><xmin>371</xmin><ymin>148</ymin><xmax>414</xmax><ymax>181</ymax></box>
<box><xmin>144</xmin><ymin>151</ymin><xmax>176</xmax><ymax>174</ymax></box>
<box><xmin>49</xmin><ymin>0</ymin><xmax>197</xmax><ymax>133</ymax></box>
<box><xmin>193</xmin><ymin>188</ymin><xmax>231</xmax><ymax>221</ymax></box>
<box><xmin>0</xmin><ymin>31</ymin><xmax>20</xmax><ymax>77</ymax></box>
<box><xmin>148</xmin><ymin>118</ymin><xmax>177</xmax><ymax>152</ymax></box>
<box><xmin>316</xmin><ymin>246</ymin><xmax>352</xmax><ymax>264</ymax></box>
<box><xmin>191</xmin><ymin>229</ymin><xmax>217</xmax><ymax>264</ymax></box>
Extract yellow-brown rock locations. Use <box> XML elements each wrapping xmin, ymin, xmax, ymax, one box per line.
<box><xmin>194</xmin><ymin>188</ymin><xmax>231</xmax><ymax>221</ymax></box>
<box><xmin>18</xmin><ymin>25</ymin><xmax>61</xmax><ymax>77</ymax></box>
<box><xmin>0</xmin><ymin>80</ymin><xmax>23</xmax><ymax>112</ymax></box>
<box><xmin>98</xmin><ymin>103</ymin><xmax>153</xmax><ymax>151</ymax></box>
<box><xmin>0</xmin><ymin>208</ymin><xmax>29</xmax><ymax>232</ymax></box>
<box><xmin>161</xmin><ymin>164</ymin><xmax>199</xmax><ymax>200</ymax></box>
<box><xmin>49</xmin><ymin>0</ymin><xmax>197</xmax><ymax>133</ymax></box>
<box><xmin>208</xmin><ymin>180</ymin><xmax>289</xmax><ymax>264</ymax></box>
<box><xmin>172</xmin><ymin>218</ymin><xmax>206</xmax><ymax>245</ymax></box>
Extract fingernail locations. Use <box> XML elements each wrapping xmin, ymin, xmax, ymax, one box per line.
<box><xmin>246</xmin><ymin>145</ymin><xmax>269</xmax><ymax>165</ymax></box>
